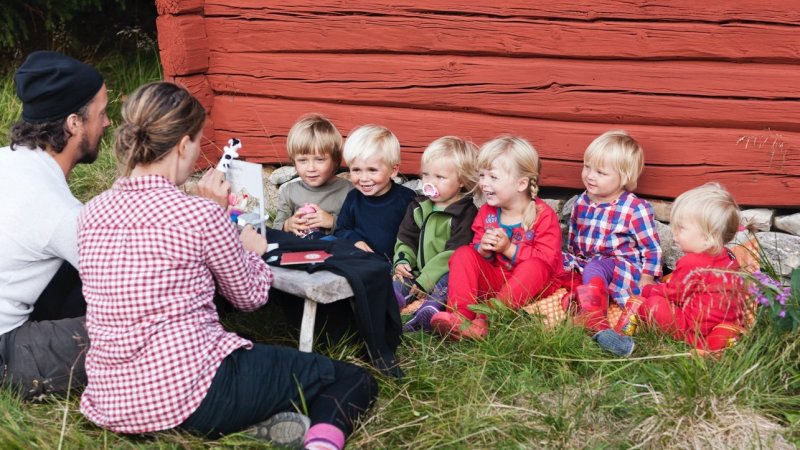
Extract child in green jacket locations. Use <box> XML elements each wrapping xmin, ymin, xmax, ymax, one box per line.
<box><xmin>394</xmin><ymin>136</ymin><xmax>479</xmax><ymax>332</ymax></box>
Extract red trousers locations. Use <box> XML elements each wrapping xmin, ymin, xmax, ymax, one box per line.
<box><xmin>447</xmin><ymin>246</ymin><xmax>554</xmax><ymax>320</ymax></box>
<box><xmin>638</xmin><ymin>295</ymin><xmax>740</xmax><ymax>350</ymax></box>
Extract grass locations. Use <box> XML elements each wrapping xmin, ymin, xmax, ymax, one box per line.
<box><xmin>2</xmin><ymin>49</ymin><xmax>799</xmax><ymax>449</ymax></box>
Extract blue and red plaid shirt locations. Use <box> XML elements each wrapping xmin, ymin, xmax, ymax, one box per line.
<box><xmin>563</xmin><ymin>191</ymin><xmax>662</xmax><ymax>305</ymax></box>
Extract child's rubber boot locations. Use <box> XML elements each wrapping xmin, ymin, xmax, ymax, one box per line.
<box><xmin>704</xmin><ymin>322</ymin><xmax>745</xmax><ymax>351</ymax></box>
<box><xmin>575</xmin><ymin>277</ymin><xmax>610</xmax><ymax>332</ymax></box>
<box><xmin>430</xmin><ymin>311</ymin><xmax>488</xmax><ymax>341</ymax></box>
<box><xmin>614</xmin><ymin>295</ymin><xmax>644</xmax><ymax>336</ymax></box>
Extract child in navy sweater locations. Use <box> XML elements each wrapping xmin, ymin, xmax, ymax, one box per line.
<box><xmin>334</xmin><ymin>125</ymin><xmax>415</xmax><ymax>261</ymax></box>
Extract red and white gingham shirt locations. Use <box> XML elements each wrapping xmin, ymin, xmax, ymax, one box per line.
<box><xmin>78</xmin><ymin>175</ymin><xmax>272</xmax><ymax>433</ymax></box>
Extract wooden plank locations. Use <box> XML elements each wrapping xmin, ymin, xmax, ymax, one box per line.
<box><xmin>155</xmin><ymin>0</ymin><xmax>203</xmax><ymax>15</ymax></box>
<box><xmin>205</xmin><ymin>1</ymin><xmax>800</xmax><ymax>24</ymax></box>
<box><xmin>207</xmin><ymin>53</ymin><xmax>800</xmax><ymax>131</ymax></box>
<box><xmin>168</xmin><ymin>74</ymin><xmax>214</xmax><ymax>113</ymax></box>
<box><xmin>203</xmin><ymin>16</ymin><xmax>800</xmax><ymax>62</ymax></box>
<box><xmin>207</xmin><ymin>96</ymin><xmax>800</xmax><ymax>206</ymax></box>
<box><xmin>156</xmin><ymin>14</ymin><xmax>209</xmax><ymax>76</ymax></box>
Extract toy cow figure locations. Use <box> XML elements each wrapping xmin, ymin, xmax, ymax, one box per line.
<box><xmin>216</xmin><ymin>138</ymin><xmax>241</xmax><ymax>173</ymax></box>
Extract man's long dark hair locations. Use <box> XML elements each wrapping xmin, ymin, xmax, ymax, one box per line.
<box><xmin>9</xmin><ymin>102</ymin><xmax>89</xmax><ymax>153</ymax></box>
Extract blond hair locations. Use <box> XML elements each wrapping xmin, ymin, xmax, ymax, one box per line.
<box><xmin>286</xmin><ymin>113</ymin><xmax>343</xmax><ymax>166</ymax></box>
<box><xmin>584</xmin><ymin>130</ymin><xmax>644</xmax><ymax>191</ymax></box>
<box><xmin>477</xmin><ymin>135</ymin><xmax>541</xmax><ymax>229</ymax></box>
<box><xmin>671</xmin><ymin>182</ymin><xmax>740</xmax><ymax>254</ymax></box>
<box><xmin>342</xmin><ymin>124</ymin><xmax>400</xmax><ymax>168</ymax></box>
<box><xmin>421</xmin><ymin>136</ymin><xmax>478</xmax><ymax>193</ymax></box>
<box><xmin>114</xmin><ymin>82</ymin><xmax>206</xmax><ymax>177</ymax></box>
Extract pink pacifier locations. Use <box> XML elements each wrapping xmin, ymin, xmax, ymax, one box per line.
<box><xmin>422</xmin><ymin>183</ymin><xmax>440</xmax><ymax>199</ymax></box>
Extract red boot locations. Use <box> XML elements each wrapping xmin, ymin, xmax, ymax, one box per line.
<box><xmin>614</xmin><ymin>296</ymin><xmax>644</xmax><ymax>336</ymax></box>
<box><xmin>575</xmin><ymin>277</ymin><xmax>610</xmax><ymax>332</ymax></box>
<box><xmin>703</xmin><ymin>322</ymin><xmax>745</xmax><ymax>351</ymax></box>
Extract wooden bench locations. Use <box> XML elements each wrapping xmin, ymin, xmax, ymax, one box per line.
<box><xmin>268</xmin><ymin>265</ymin><xmax>354</xmax><ymax>352</ymax></box>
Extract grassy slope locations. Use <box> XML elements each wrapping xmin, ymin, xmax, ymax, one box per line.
<box><xmin>1</xmin><ymin>50</ymin><xmax>798</xmax><ymax>449</ymax></box>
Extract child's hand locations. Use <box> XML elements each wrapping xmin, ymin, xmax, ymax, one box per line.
<box><xmin>284</xmin><ymin>211</ymin><xmax>309</xmax><ymax>236</ymax></box>
<box><xmin>198</xmin><ymin>169</ymin><xmax>231</xmax><ymax>209</ymax></box>
<box><xmin>302</xmin><ymin>204</ymin><xmax>335</xmax><ymax>230</ymax></box>
<box><xmin>355</xmin><ymin>241</ymin><xmax>373</xmax><ymax>253</ymax></box>
<box><xmin>478</xmin><ymin>229</ymin><xmax>497</xmax><ymax>256</ymax></box>
<box><xmin>394</xmin><ymin>263</ymin><xmax>413</xmax><ymax>280</ymax></box>
<box><xmin>639</xmin><ymin>274</ymin><xmax>655</xmax><ymax>288</ymax></box>
<box><xmin>490</xmin><ymin>228</ymin><xmax>511</xmax><ymax>254</ymax></box>
<box><xmin>240</xmin><ymin>225</ymin><xmax>268</xmax><ymax>256</ymax></box>
<box><xmin>481</xmin><ymin>228</ymin><xmax>509</xmax><ymax>253</ymax></box>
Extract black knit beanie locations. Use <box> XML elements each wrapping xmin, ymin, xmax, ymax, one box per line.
<box><xmin>14</xmin><ymin>51</ymin><xmax>104</xmax><ymax>123</ymax></box>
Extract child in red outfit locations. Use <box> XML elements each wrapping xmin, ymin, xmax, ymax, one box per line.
<box><xmin>635</xmin><ymin>182</ymin><xmax>745</xmax><ymax>351</ymax></box>
<box><xmin>431</xmin><ymin>135</ymin><xmax>563</xmax><ymax>340</ymax></box>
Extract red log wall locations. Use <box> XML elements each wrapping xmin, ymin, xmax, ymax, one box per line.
<box><xmin>156</xmin><ymin>0</ymin><xmax>800</xmax><ymax>206</ymax></box>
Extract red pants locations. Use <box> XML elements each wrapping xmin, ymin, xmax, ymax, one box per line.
<box><xmin>638</xmin><ymin>296</ymin><xmax>739</xmax><ymax>350</ymax></box>
<box><xmin>447</xmin><ymin>246</ymin><xmax>554</xmax><ymax>320</ymax></box>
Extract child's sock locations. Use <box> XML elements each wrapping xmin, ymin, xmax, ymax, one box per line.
<box><xmin>593</xmin><ymin>329</ymin><xmax>635</xmax><ymax>357</ymax></box>
<box><xmin>304</xmin><ymin>423</ymin><xmax>345</xmax><ymax>450</ymax></box>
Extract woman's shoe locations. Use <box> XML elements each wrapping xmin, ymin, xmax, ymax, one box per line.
<box><xmin>248</xmin><ymin>411</ymin><xmax>310</xmax><ymax>449</ymax></box>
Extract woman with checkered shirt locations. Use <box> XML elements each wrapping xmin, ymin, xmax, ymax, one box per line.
<box><xmin>77</xmin><ymin>82</ymin><xmax>376</xmax><ymax>450</ymax></box>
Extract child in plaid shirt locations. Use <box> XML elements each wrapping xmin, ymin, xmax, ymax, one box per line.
<box><xmin>563</xmin><ymin>130</ymin><xmax>662</xmax><ymax>333</ymax></box>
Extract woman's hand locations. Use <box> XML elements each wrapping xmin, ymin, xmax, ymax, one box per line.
<box><xmin>240</xmin><ymin>225</ymin><xmax>268</xmax><ymax>256</ymax></box>
<box><xmin>197</xmin><ymin>169</ymin><xmax>231</xmax><ymax>209</ymax></box>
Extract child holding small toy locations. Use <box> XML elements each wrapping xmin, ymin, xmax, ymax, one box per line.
<box><xmin>562</xmin><ymin>130</ymin><xmax>662</xmax><ymax>339</ymax></box>
<box><xmin>334</xmin><ymin>125</ymin><xmax>415</xmax><ymax>261</ymax></box>
<box><xmin>393</xmin><ymin>136</ymin><xmax>479</xmax><ymax>332</ymax></box>
<box><xmin>430</xmin><ymin>135</ymin><xmax>563</xmax><ymax>340</ymax></box>
<box><xmin>272</xmin><ymin>113</ymin><xmax>352</xmax><ymax>238</ymax></box>
<box><xmin>631</xmin><ymin>183</ymin><xmax>746</xmax><ymax>352</ymax></box>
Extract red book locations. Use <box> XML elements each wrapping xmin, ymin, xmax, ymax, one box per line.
<box><xmin>280</xmin><ymin>250</ymin><xmax>333</xmax><ymax>266</ymax></box>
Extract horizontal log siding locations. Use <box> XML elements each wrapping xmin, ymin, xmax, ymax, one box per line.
<box><xmin>207</xmin><ymin>52</ymin><xmax>800</xmax><ymax>131</ymax></box>
<box><xmin>210</xmin><ymin>96</ymin><xmax>799</xmax><ymax>206</ymax></box>
<box><xmin>158</xmin><ymin>0</ymin><xmax>800</xmax><ymax>206</ymax></box>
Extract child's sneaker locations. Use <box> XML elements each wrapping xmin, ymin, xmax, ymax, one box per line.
<box><xmin>247</xmin><ymin>411</ymin><xmax>310</xmax><ymax>449</ymax></box>
<box><xmin>430</xmin><ymin>311</ymin><xmax>488</xmax><ymax>341</ymax></box>
<box><xmin>593</xmin><ymin>329</ymin><xmax>635</xmax><ymax>357</ymax></box>
<box><xmin>403</xmin><ymin>301</ymin><xmax>444</xmax><ymax>333</ymax></box>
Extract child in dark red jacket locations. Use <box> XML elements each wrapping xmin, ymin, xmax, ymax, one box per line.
<box><xmin>430</xmin><ymin>136</ymin><xmax>563</xmax><ymax>341</ymax></box>
<box><xmin>601</xmin><ymin>182</ymin><xmax>745</xmax><ymax>354</ymax></box>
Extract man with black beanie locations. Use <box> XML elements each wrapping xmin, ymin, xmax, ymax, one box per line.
<box><xmin>0</xmin><ymin>51</ymin><xmax>110</xmax><ymax>399</ymax></box>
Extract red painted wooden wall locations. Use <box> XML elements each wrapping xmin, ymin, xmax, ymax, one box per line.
<box><xmin>155</xmin><ymin>0</ymin><xmax>800</xmax><ymax>206</ymax></box>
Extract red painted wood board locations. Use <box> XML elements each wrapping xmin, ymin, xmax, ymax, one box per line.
<box><xmin>169</xmin><ymin>74</ymin><xmax>215</xmax><ymax>113</ymax></box>
<box><xmin>204</xmin><ymin>1</ymin><xmax>800</xmax><ymax>25</ymax></box>
<box><xmin>206</xmin><ymin>52</ymin><xmax>800</xmax><ymax>131</ymax></box>
<box><xmin>208</xmin><ymin>95</ymin><xmax>800</xmax><ymax>206</ymax></box>
<box><xmin>156</xmin><ymin>14</ymin><xmax>208</xmax><ymax>76</ymax></box>
<box><xmin>156</xmin><ymin>0</ymin><xmax>204</xmax><ymax>15</ymax></box>
<box><xmin>202</xmin><ymin>15</ymin><xmax>800</xmax><ymax>62</ymax></box>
